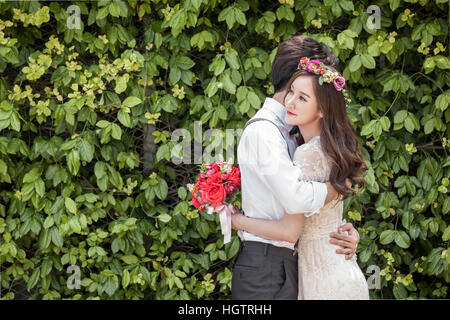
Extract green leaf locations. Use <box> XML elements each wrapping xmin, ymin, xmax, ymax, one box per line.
<box><xmin>176</xmin><ymin>56</ymin><xmax>195</xmax><ymax>70</ymax></box>
<box><xmin>121</xmin><ymin>255</ymin><xmax>138</xmax><ymax>264</ymax></box>
<box><xmin>65</xmin><ymin>197</ymin><xmax>77</xmax><ymax>214</ymax></box>
<box><xmin>115</xmin><ymin>74</ymin><xmax>129</xmax><ymax>94</ymax></box>
<box><xmin>340</xmin><ymin>0</ymin><xmax>354</xmax><ymax>11</ymax></box>
<box><xmin>10</xmin><ymin>112</ymin><xmax>20</xmax><ymax>132</ymax></box>
<box><xmin>156</xmin><ymin>144</ymin><xmax>170</xmax><ymax>162</ymax></box>
<box><xmin>34</xmin><ymin>178</ymin><xmax>45</xmax><ymax>197</ymax></box>
<box><xmin>79</xmin><ymin>140</ymin><xmax>94</xmax><ymax>162</ymax></box>
<box><xmin>389</xmin><ymin>0</ymin><xmax>400</xmax><ymax>11</ymax></box>
<box><xmin>67</xmin><ymin>149</ymin><xmax>80</xmax><ymax>176</ymax></box>
<box><xmin>157</xmin><ymin>213</ymin><xmax>172</xmax><ymax>223</ymax></box>
<box><xmin>122</xmin><ymin>96</ymin><xmax>142</xmax><ymax>108</ymax></box>
<box><xmin>169</xmin><ymin>67</ymin><xmax>181</xmax><ymax>85</ymax></box>
<box><xmin>97</xmin><ymin>7</ymin><xmax>109</xmax><ymax>20</ymax></box>
<box><xmin>361</xmin><ymin>54</ymin><xmax>376</xmax><ymax>69</ymax></box>
<box><xmin>51</xmin><ymin>227</ymin><xmax>64</xmax><ymax>247</ymax></box>
<box><xmin>118</xmin><ymin>110</ymin><xmax>131</xmax><ymax>128</ymax></box>
<box><xmin>221</xmin><ymin>72</ymin><xmax>236</xmax><ymax>94</ymax></box>
<box><xmin>394</xmin><ymin>231</ymin><xmax>410</xmax><ymax>248</ymax></box>
<box><xmin>27</xmin><ymin>268</ymin><xmax>41</xmax><ymax>292</ymax></box>
<box><xmin>225</xmin><ymin>53</ymin><xmax>240</xmax><ymax>70</ymax></box>
<box><xmin>43</xmin><ymin>216</ymin><xmax>54</xmax><ymax>229</ymax></box>
<box><xmin>122</xmin><ymin>269</ymin><xmax>130</xmax><ymax>288</ymax></box>
<box><xmin>380</xmin><ymin>116</ymin><xmax>391</xmax><ymax>131</ymax></box>
<box><xmin>349</xmin><ymin>55</ymin><xmax>362</xmax><ymax>72</ymax></box>
<box><xmin>96</xmin><ymin>120</ymin><xmax>110</xmax><ymax>129</ymax></box>
<box><xmin>247</xmin><ymin>91</ymin><xmax>260</xmax><ymax>109</ymax></box>
<box><xmin>178</xmin><ymin>187</ymin><xmax>187</xmax><ymax>200</ymax></box>
<box><xmin>435</xmin><ymin>92</ymin><xmax>449</xmax><ymax>112</ymax></box>
<box><xmin>156</xmin><ymin>178</ymin><xmax>168</xmax><ymax>200</ymax></box>
<box><xmin>380</xmin><ymin>230</ymin><xmax>395</xmax><ymax>244</ymax></box>
<box><xmin>23</xmin><ymin>168</ymin><xmax>40</xmax><ymax>183</ymax></box>
<box><xmin>442</xmin><ymin>225</ymin><xmax>450</xmax><ymax>241</ymax></box>
<box><xmin>39</xmin><ymin>228</ymin><xmax>51</xmax><ymax>250</ymax></box>
<box><xmin>111</xmin><ymin>123</ymin><xmax>122</xmax><ymax>140</ymax></box>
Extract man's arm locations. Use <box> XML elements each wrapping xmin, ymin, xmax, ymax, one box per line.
<box><xmin>231</xmin><ymin>210</ymin><xmax>305</xmax><ymax>243</ymax></box>
<box><xmin>239</xmin><ymin>122</ymin><xmax>329</xmax><ymax>215</ymax></box>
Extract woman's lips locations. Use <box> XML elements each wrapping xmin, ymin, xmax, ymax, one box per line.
<box><xmin>286</xmin><ymin>110</ymin><xmax>296</xmax><ymax>116</ymax></box>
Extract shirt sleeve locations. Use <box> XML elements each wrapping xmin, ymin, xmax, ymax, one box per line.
<box><xmin>239</xmin><ymin>121</ymin><xmax>328</xmax><ymax>215</ymax></box>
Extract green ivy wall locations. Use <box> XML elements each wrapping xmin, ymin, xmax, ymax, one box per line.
<box><xmin>0</xmin><ymin>0</ymin><xmax>449</xmax><ymax>300</ymax></box>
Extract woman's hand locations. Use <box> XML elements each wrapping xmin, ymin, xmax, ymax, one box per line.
<box><xmin>329</xmin><ymin>222</ymin><xmax>360</xmax><ymax>260</ymax></box>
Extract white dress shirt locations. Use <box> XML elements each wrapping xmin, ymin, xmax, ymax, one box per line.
<box><xmin>237</xmin><ymin>97</ymin><xmax>328</xmax><ymax>250</ymax></box>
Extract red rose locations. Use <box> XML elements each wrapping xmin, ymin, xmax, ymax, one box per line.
<box><xmin>224</xmin><ymin>183</ymin><xmax>237</xmax><ymax>194</ymax></box>
<box><xmin>205</xmin><ymin>162</ymin><xmax>223</xmax><ymax>177</ymax></box>
<box><xmin>201</xmin><ymin>172</ymin><xmax>226</xmax><ymax>207</ymax></box>
<box><xmin>191</xmin><ymin>189</ymin><xmax>206</xmax><ymax>211</ymax></box>
<box><xmin>194</xmin><ymin>177</ymin><xmax>210</xmax><ymax>191</ymax></box>
<box><xmin>226</xmin><ymin>167</ymin><xmax>241</xmax><ymax>188</ymax></box>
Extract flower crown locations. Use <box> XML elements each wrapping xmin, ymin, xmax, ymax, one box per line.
<box><xmin>297</xmin><ymin>57</ymin><xmax>351</xmax><ymax>106</ymax></box>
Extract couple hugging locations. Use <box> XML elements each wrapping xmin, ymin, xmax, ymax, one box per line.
<box><xmin>230</xmin><ymin>35</ymin><xmax>369</xmax><ymax>300</ymax></box>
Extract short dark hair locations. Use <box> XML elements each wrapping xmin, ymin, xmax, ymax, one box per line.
<box><xmin>271</xmin><ymin>35</ymin><xmax>339</xmax><ymax>92</ymax></box>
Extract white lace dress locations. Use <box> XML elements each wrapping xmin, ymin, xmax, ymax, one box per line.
<box><xmin>293</xmin><ymin>135</ymin><xmax>369</xmax><ymax>300</ymax></box>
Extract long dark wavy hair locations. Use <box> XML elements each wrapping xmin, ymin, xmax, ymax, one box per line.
<box><xmin>284</xmin><ymin>69</ymin><xmax>368</xmax><ymax>200</ymax></box>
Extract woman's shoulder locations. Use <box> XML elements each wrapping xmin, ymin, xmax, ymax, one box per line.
<box><xmin>294</xmin><ymin>135</ymin><xmax>322</xmax><ymax>155</ymax></box>
<box><xmin>293</xmin><ymin>135</ymin><xmax>329</xmax><ymax>166</ymax></box>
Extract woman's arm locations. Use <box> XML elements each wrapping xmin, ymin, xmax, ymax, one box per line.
<box><xmin>231</xmin><ymin>211</ymin><xmax>305</xmax><ymax>243</ymax></box>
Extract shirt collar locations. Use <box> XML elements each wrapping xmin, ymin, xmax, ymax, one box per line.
<box><xmin>262</xmin><ymin>97</ymin><xmax>294</xmax><ymax>132</ymax></box>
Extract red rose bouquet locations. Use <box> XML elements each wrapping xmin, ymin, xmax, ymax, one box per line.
<box><xmin>187</xmin><ymin>158</ymin><xmax>241</xmax><ymax>244</ymax></box>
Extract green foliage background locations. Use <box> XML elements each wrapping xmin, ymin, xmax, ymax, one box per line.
<box><xmin>0</xmin><ymin>0</ymin><xmax>449</xmax><ymax>300</ymax></box>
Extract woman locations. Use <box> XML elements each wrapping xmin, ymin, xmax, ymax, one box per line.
<box><xmin>231</xmin><ymin>57</ymin><xmax>369</xmax><ymax>300</ymax></box>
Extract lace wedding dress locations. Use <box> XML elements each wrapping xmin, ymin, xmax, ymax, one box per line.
<box><xmin>293</xmin><ymin>135</ymin><xmax>369</xmax><ymax>300</ymax></box>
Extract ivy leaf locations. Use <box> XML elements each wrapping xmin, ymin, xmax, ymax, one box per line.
<box><xmin>122</xmin><ymin>96</ymin><xmax>142</xmax><ymax>108</ymax></box>
<box><xmin>157</xmin><ymin>213</ymin><xmax>172</xmax><ymax>223</ymax></box>
<box><xmin>361</xmin><ymin>54</ymin><xmax>376</xmax><ymax>69</ymax></box>
<box><xmin>51</xmin><ymin>227</ymin><xmax>64</xmax><ymax>247</ymax></box>
<box><xmin>176</xmin><ymin>56</ymin><xmax>195</xmax><ymax>70</ymax></box>
<box><xmin>27</xmin><ymin>268</ymin><xmax>41</xmax><ymax>292</ymax></box>
<box><xmin>380</xmin><ymin>230</ymin><xmax>395</xmax><ymax>244</ymax></box>
<box><xmin>111</xmin><ymin>123</ymin><xmax>122</xmax><ymax>140</ymax></box>
<box><xmin>395</xmin><ymin>231</ymin><xmax>411</xmax><ymax>248</ymax></box>
<box><xmin>349</xmin><ymin>55</ymin><xmax>362</xmax><ymax>72</ymax></box>
<box><xmin>340</xmin><ymin>0</ymin><xmax>354</xmax><ymax>11</ymax></box>
<box><xmin>118</xmin><ymin>110</ymin><xmax>131</xmax><ymax>128</ymax></box>
<box><xmin>443</xmin><ymin>225</ymin><xmax>450</xmax><ymax>241</ymax></box>
<box><xmin>10</xmin><ymin>112</ymin><xmax>20</xmax><ymax>132</ymax></box>
<box><xmin>114</xmin><ymin>74</ymin><xmax>129</xmax><ymax>94</ymax></box>
<box><xmin>67</xmin><ymin>150</ymin><xmax>80</xmax><ymax>176</ymax></box>
<box><xmin>65</xmin><ymin>197</ymin><xmax>77</xmax><ymax>214</ymax></box>
<box><xmin>121</xmin><ymin>255</ymin><xmax>138</xmax><ymax>264</ymax></box>
<box><xmin>169</xmin><ymin>67</ymin><xmax>181</xmax><ymax>85</ymax></box>
<box><xmin>79</xmin><ymin>140</ymin><xmax>94</xmax><ymax>162</ymax></box>
<box><xmin>122</xmin><ymin>269</ymin><xmax>131</xmax><ymax>288</ymax></box>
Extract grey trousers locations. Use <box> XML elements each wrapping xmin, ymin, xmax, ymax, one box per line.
<box><xmin>232</xmin><ymin>241</ymin><xmax>298</xmax><ymax>300</ymax></box>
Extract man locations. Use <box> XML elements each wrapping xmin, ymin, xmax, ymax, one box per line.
<box><xmin>231</xmin><ymin>35</ymin><xmax>360</xmax><ymax>300</ymax></box>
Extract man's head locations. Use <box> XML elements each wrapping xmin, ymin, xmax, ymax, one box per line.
<box><xmin>271</xmin><ymin>35</ymin><xmax>339</xmax><ymax>93</ymax></box>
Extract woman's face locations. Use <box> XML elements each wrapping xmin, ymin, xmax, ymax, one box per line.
<box><xmin>284</xmin><ymin>76</ymin><xmax>322</xmax><ymax>127</ymax></box>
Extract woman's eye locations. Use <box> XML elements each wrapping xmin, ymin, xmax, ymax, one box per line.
<box><xmin>299</xmin><ymin>96</ymin><xmax>306</xmax><ymax>101</ymax></box>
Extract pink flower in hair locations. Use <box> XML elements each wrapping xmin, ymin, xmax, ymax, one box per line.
<box><xmin>305</xmin><ymin>60</ymin><xmax>322</xmax><ymax>73</ymax></box>
<box><xmin>333</xmin><ymin>76</ymin><xmax>346</xmax><ymax>91</ymax></box>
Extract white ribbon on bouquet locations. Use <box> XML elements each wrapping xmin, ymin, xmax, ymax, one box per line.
<box><xmin>206</xmin><ymin>203</ymin><xmax>236</xmax><ymax>244</ymax></box>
